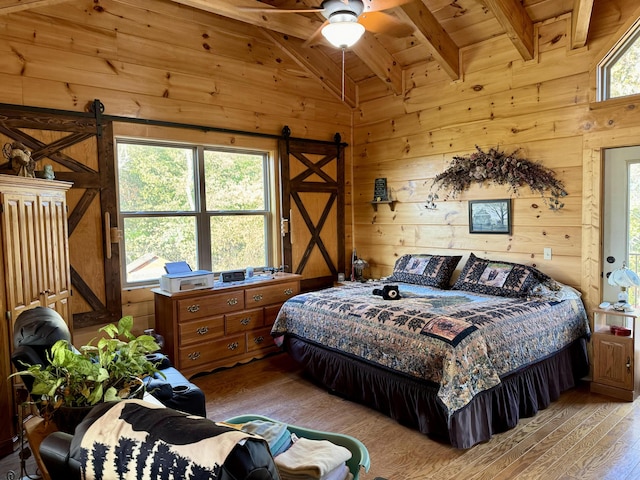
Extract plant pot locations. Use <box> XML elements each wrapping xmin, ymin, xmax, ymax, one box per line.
<box><xmin>52</xmin><ymin>405</ymin><xmax>94</xmax><ymax>434</ymax></box>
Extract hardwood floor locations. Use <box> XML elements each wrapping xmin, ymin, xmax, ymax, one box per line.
<box><xmin>1</xmin><ymin>352</ymin><xmax>639</xmax><ymax>479</ymax></box>
<box><xmin>191</xmin><ymin>353</ymin><xmax>640</xmax><ymax>480</ymax></box>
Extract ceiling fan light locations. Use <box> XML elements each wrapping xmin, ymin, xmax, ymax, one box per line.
<box><xmin>321</xmin><ymin>21</ymin><xmax>365</xmax><ymax>48</ymax></box>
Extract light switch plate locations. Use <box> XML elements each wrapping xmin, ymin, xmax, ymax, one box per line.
<box><xmin>544</xmin><ymin>247</ymin><xmax>552</xmax><ymax>260</ymax></box>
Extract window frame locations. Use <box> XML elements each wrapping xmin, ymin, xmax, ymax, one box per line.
<box><xmin>115</xmin><ymin>137</ymin><xmax>275</xmax><ymax>288</ymax></box>
<box><xmin>597</xmin><ymin>16</ymin><xmax>640</xmax><ymax>102</ymax></box>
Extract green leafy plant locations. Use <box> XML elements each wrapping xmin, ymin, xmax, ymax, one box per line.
<box><xmin>11</xmin><ymin>316</ymin><xmax>162</xmax><ymax>415</ymax></box>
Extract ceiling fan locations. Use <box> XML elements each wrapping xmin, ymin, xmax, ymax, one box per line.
<box><xmin>240</xmin><ymin>0</ymin><xmax>413</xmax><ymax>48</ymax></box>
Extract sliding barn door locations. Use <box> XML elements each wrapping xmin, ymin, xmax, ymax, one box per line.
<box><xmin>279</xmin><ymin>135</ymin><xmax>345</xmax><ymax>292</ymax></box>
<box><xmin>0</xmin><ymin>102</ymin><xmax>122</xmax><ymax>329</ymax></box>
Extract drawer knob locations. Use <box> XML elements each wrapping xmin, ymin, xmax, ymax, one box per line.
<box><xmin>254</xmin><ymin>336</ymin><xmax>264</xmax><ymax>344</ymax></box>
<box><xmin>240</xmin><ymin>317</ymin><xmax>251</xmax><ymax>326</ymax></box>
<box><xmin>284</xmin><ymin>288</ymin><xmax>294</xmax><ymax>295</ymax></box>
<box><xmin>253</xmin><ymin>294</ymin><xmax>263</xmax><ymax>302</ymax></box>
<box><xmin>188</xmin><ymin>351</ymin><xmax>201</xmax><ymax>361</ymax></box>
<box><xmin>187</xmin><ymin>304</ymin><xmax>200</xmax><ymax>313</ymax></box>
<box><xmin>227</xmin><ymin>297</ymin><xmax>239</xmax><ymax>306</ymax></box>
<box><xmin>228</xmin><ymin>342</ymin><xmax>239</xmax><ymax>351</ymax></box>
<box><xmin>196</xmin><ymin>326</ymin><xmax>209</xmax><ymax>335</ymax></box>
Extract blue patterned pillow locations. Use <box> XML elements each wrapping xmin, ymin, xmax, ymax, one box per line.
<box><xmin>388</xmin><ymin>254</ymin><xmax>462</xmax><ymax>288</ymax></box>
<box><xmin>451</xmin><ymin>253</ymin><xmax>550</xmax><ymax>298</ymax></box>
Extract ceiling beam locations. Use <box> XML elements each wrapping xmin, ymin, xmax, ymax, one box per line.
<box><xmin>261</xmin><ymin>29</ymin><xmax>357</xmax><ymax>108</ymax></box>
<box><xmin>0</xmin><ymin>0</ymin><xmax>72</xmax><ymax>15</ymax></box>
<box><xmin>170</xmin><ymin>0</ymin><xmax>324</xmax><ymax>40</ymax></box>
<box><xmin>396</xmin><ymin>1</ymin><xmax>459</xmax><ymax>81</ymax></box>
<box><xmin>172</xmin><ymin>0</ymin><xmax>405</xmax><ymax>97</ymax></box>
<box><xmin>571</xmin><ymin>0</ymin><xmax>595</xmax><ymax>49</ymax></box>
<box><xmin>482</xmin><ymin>0</ymin><xmax>534</xmax><ymax>61</ymax></box>
<box><xmin>351</xmin><ymin>33</ymin><xmax>403</xmax><ymax>95</ymax></box>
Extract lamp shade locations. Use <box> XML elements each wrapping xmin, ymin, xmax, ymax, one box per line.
<box><xmin>608</xmin><ymin>262</ymin><xmax>640</xmax><ymax>288</ymax></box>
<box><xmin>321</xmin><ymin>20</ymin><xmax>365</xmax><ymax>48</ymax></box>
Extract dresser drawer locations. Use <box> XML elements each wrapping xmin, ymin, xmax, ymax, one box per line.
<box><xmin>225</xmin><ymin>308</ymin><xmax>264</xmax><ymax>334</ymax></box>
<box><xmin>179</xmin><ymin>316</ymin><xmax>225</xmax><ymax>346</ymax></box>
<box><xmin>178</xmin><ymin>334</ymin><xmax>246</xmax><ymax>368</ymax></box>
<box><xmin>245</xmin><ymin>281</ymin><xmax>299</xmax><ymax>307</ymax></box>
<box><xmin>177</xmin><ymin>291</ymin><xmax>244</xmax><ymax>321</ymax></box>
<box><xmin>264</xmin><ymin>304</ymin><xmax>283</xmax><ymax>325</ymax></box>
<box><xmin>247</xmin><ymin>326</ymin><xmax>276</xmax><ymax>353</ymax></box>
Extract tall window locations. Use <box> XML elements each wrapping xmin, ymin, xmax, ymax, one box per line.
<box><xmin>598</xmin><ymin>19</ymin><xmax>640</xmax><ymax>101</ymax></box>
<box><xmin>116</xmin><ymin>140</ymin><xmax>272</xmax><ymax>286</ymax></box>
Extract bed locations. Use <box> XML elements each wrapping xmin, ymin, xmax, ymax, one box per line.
<box><xmin>271</xmin><ymin>253</ymin><xmax>591</xmax><ymax>449</ymax></box>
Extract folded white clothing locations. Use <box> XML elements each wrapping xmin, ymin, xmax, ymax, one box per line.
<box><xmin>275</xmin><ymin>437</ymin><xmax>352</xmax><ymax>478</ymax></box>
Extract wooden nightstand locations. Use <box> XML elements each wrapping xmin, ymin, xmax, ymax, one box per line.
<box><xmin>590</xmin><ymin>308</ymin><xmax>639</xmax><ymax>401</ymax></box>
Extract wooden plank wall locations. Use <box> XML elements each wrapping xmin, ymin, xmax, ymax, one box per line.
<box><xmin>0</xmin><ymin>0</ymin><xmax>351</xmax><ymax>343</ymax></box>
<box><xmin>2</xmin><ymin>0</ymin><xmax>640</xmax><ymax>343</ymax></box>
<box><xmin>352</xmin><ymin>0</ymin><xmax>640</xmax><ymax>315</ymax></box>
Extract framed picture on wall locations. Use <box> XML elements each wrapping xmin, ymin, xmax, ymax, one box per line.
<box><xmin>469</xmin><ymin>199</ymin><xmax>512</xmax><ymax>234</ymax></box>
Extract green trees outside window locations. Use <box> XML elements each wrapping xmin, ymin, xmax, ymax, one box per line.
<box><xmin>117</xmin><ymin>141</ymin><xmax>271</xmax><ymax>286</ymax></box>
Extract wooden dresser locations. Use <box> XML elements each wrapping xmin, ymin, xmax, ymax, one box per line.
<box><xmin>153</xmin><ymin>273</ymin><xmax>301</xmax><ymax>378</ymax></box>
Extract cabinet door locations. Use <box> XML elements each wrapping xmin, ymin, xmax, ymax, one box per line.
<box><xmin>1</xmin><ymin>191</ymin><xmax>42</xmax><ymax>323</ymax></box>
<box><xmin>38</xmin><ymin>191</ymin><xmax>71</xmax><ymax>319</ymax></box>
<box><xmin>593</xmin><ymin>333</ymin><xmax>634</xmax><ymax>390</ymax></box>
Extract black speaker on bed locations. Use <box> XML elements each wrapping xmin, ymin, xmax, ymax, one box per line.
<box><xmin>372</xmin><ymin>285</ymin><xmax>401</xmax><ymax>300</ymax></box>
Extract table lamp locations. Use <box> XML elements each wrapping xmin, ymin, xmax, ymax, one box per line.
<box><xmin>353</xmin><ymin>258</ymin><xmax>369</xmax><ymax>282</ymax></box>
<box><xmin>608</xmin><ymin>261</ymin><xmax>640</xmax><ymax>311</ymax></box>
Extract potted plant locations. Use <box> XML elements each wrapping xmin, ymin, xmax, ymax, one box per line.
<box><xmin>11</xmin><ymin>316</ymin><xmax>162</xmax><ymax>433</ymax></box>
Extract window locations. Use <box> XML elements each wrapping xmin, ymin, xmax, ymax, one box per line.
<box><xmin>598</xmin><ymin>18</ymin><xmax>640</xmax><ymax>101</ymax></box>
<box><xmin>116</xmin><ymin>140</ymin><xmax>272</xmax><ymax>286</ymax></box>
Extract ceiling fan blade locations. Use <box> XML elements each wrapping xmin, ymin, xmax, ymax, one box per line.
<box><xmin>237</xmin><ymin>7</ymin><xmax>325</xmax><ymax>13</ymax></box>
<box><xmin>363</xmin><ymin>0</ymin><xmax>412</xmax><ymax>13</ymax></box>
<box><xmin>302</xmin><ymin>19</ymin><xmax>329</xmax><ymax>48</ymax></box>
<box><xmin>359</xmin><ymin>11</ymin><xmax>414</xmax><ymax>37</ymax></box>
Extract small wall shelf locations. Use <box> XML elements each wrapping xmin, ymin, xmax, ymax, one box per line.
<box><xmin>370</xmin><ymin>200</ymin><xmax>396</xmax><ymax>211</ymax></box>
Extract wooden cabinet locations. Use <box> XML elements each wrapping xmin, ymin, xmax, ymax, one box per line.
<box><xmin>590</xmin><ymin>308</ymin><xmax>639</xmax><ymax>401</ymax></box>
<box><xmin>0</xmin><ymin>175</ymin><xmax>72</xmax><ymax>458</ymax></box>
<box><xmin>153</xmin><ymin>273</ymin><xmax>301</xmax><ymax>378</ymax></box>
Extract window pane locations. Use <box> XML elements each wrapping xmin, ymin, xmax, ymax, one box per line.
<box><xmin>204</xmin><ymin>150</ymin><xmax>265</xmax><ymax>211</ymax></box>
<box><xmin>210</xmin><ymin>216</ymin><xmax>266</xmax><ymax>271</ymax></box>
<box><xmin>118</xmin><ymin>143</ymin><xmax>196</xmax><ymax>212</ymax></box>
<box><xmin>124</xmin><ymin>216</ymin><xmax>197</xmax><ymax>283</ymax></box>
<box><xmin>610</xmin><ymin>38</ymin><xmax>640</xmax><ymax>98</ymax></box>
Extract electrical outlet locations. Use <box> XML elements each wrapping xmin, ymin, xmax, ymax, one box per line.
<box><xmin>544</xmin><ymin>247</ymin><xmax>552</xmax><ymax>260</ymax></box>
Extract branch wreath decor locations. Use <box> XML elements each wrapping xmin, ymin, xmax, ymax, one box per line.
<box><xmin>425</xmin><ymin>145</ymin><xmax>568</xmax><ymax>211</ymax></box>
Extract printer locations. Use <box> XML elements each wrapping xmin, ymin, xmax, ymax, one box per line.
<box><xmin>159</xmin><ymin>261</ymin><xmax>215</xmax><ymax>293</ymax></box>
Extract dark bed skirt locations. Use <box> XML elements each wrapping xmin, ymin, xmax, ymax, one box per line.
<box><xmin>283</xmin><ymin>335</ymin><xmax>590</xmax><ymax>449</ymax></box>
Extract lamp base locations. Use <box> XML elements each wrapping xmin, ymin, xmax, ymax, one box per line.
<box><xmin>613</xmin><ymin>301</ymin><xmax>633</xmax><ymax>312</ymax></box>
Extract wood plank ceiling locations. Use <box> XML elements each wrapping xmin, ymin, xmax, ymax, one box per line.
<box><xmin>0</xmin><ymin>0</ymin><xmax>596</xmax><ymax>108</ymax></box>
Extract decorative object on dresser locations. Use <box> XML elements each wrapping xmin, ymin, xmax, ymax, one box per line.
<box><xmin>2</xmin><ymin>141</ymin><xmax>36</xmax><ymax>177</ymax></box>
<box><xmin>426</xmin><ymin>145</ymin><xmax>567</xmax><ymax>211</ymax></box>
<box><xmin>0</xmin><ymin>174</ymin><xmax>72</xmax><ymax>459</ymax></box>
<box><xmin>153</xmin><ymin>273</ymin><xmax>301</xmax><ymax>377</ymax></box>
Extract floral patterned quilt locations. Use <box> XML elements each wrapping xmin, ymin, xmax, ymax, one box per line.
<box><xmin>271</xmin><ymin>281</ymin><xmax>590</xmax><ymax>417</ymax></box>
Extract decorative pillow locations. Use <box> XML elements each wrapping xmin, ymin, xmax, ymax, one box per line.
<box><xmin>528</xmin><ymin>280</ymin><xmax>582</xmax><ymax>302</ymax></box>
<box><xmin>387</xmin><ymin>254</ymin><xmax>462</xmax><ymax>288</ymax></box>
<box><xmin>451</xmin><ymin>253</ymin><xmax>550</xmax><ymax>298</ymax></box>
